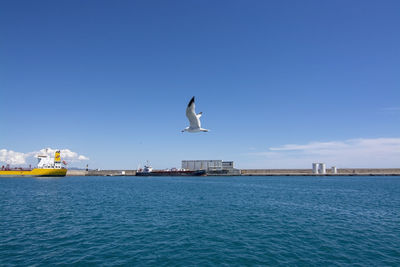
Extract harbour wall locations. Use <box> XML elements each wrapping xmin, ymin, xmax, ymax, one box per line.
<box><xmin>241</xmin><ymin>169</ymin><xmax>313</xmax><ymax>175</ymax></box>
<box><xmin>66</xmin><ymin>170</ymin><xmax>88</xmax><ymax>176</ymax></box>
<box><xmin>240</xmin><ymin>168</ymin><xmax>400</xmax><ymax>176</ymax></box>
<box><xmin>87</xmin><ymin>170</ymin><xmax>137</xmax><ymax>176</ymax></box>
<box><xmin>67</xmin><ymin>170</ymin><xmax>136</xmax><ymax>176</ymax></box>
<box><xmin>67</xmin><ymin>168</ymin><xmax>400</xmax><ymax>176</ymax></box>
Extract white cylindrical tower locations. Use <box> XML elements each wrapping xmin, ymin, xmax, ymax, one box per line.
<box><xmin>319</xmin><ymin>163</ymin><xmax>326</xmax><ymax>174</ymax></box>
<box><xmin>312</xmin><ymin>163</ymin><xmax>320</xmax><ymax>174</ymax></box>
<box><xmin>331</xmin><ymin>166</ymin><xmax>337</xmax><ymax>174</ymax></box>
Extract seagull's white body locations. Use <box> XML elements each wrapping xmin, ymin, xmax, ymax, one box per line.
<box><xmin>182</xmin><ymin>97</ymin><xmax>209</xmax><ymax>133</ymax></box>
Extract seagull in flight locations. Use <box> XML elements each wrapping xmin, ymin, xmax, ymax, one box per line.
<box><xmin>182</xmin><ymin>96</ymin><xmax>209</xmax><ymax>133</ymax></box>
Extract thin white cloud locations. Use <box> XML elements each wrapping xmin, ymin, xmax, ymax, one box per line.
<box><xmin>247</xmin><ymin>138</ymin><xmax>400</xmax><ymax>168</ymax></box>
<box><xmin>78</xmin><ymin>155</ymin><xmax>89</xmax><ymax>160</ymax></box>
<box><xmin>0</xmin><ymin>148</ymin><xmax>89</xmax><ymax>166</ymax></box>
<box><xmin>269</xmin><ymin>141</ymin><xmax>348</xmax><ymax>152</ymax></box>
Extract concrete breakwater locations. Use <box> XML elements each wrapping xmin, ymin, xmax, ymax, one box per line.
<box><xmin>67</xmin><ymin>170</ymin><xmax>136</xmax><ymax>176</ymax></box>
<box><xmin>67</xmin><ymin>168</ymin><xmax>400</xmax><ymax>176</ymax></box>
<box><xmin>241</xmin><ymin>168</ymin><xmax>400</xmax><ymax>176</ymax></box>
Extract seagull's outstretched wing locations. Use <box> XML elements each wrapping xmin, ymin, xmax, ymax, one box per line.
<box><xmin>186</xmin><ymin>96</ymin><xmax>201</xmax><ymax>129</ymax></box>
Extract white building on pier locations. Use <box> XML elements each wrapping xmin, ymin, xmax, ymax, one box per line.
<box><xmin>181</xmin><ymin>160</ymin><xmax>240</xmax><ymax>175</ymax></box>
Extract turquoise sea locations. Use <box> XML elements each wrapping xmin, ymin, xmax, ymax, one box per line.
<box><xmin>0</xmin><ymin>176</ymin><xmax>399</xmax><ymax>266</ymax></box>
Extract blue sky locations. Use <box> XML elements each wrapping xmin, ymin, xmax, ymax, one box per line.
<box><xmin>1</xmin><ymin>0</ymin><xmax>399</xmax><ymax>169</ymax></box>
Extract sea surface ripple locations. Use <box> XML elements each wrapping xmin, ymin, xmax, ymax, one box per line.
<box><xmin>1</xmin><ymin>176</ymin><xmax>399</xmax><ymax>266</ymax></box>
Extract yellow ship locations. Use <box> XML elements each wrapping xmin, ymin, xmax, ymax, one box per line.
<box><xmin>0</xmin><ymin>150</ymin><xmax>67</xmax><ymax>177</ymax></box>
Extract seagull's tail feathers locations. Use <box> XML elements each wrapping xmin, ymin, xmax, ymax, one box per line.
<box><xmin>197</xmin><ymin>112</ymin><xmax>202</xmax><ymax>118</ymax></box>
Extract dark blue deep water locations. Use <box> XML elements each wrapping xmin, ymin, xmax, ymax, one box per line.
<box><xmin>1</xmin><ymin>176</ymin><xmax>400</xmax><ymax>266</ymax></box>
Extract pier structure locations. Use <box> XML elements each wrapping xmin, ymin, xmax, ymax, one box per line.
<box><xmin>240</xmin><ymin>168</ymin><xmax>400</xmax><ymax>176</ymax></box>
<box><xmin>66</xmin><ymin>166</ymin><xmax>400</xmax><ymax>177</ymax></box>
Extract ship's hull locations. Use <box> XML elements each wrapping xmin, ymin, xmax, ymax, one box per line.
<box><xmin>136</xmin><ymin>170</ymin><xmax>206</xmax><ymax>176</ymax></box>
<box><xmin>0</xmin><ymin>168</ymin><xmax>67</xmax><ymax>177</ymax></box>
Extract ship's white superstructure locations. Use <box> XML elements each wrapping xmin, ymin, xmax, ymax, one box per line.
<box><xmin>36</xmin><ymin>150</ymin><xmax>62</xmax><ymax>169</ymax></box>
